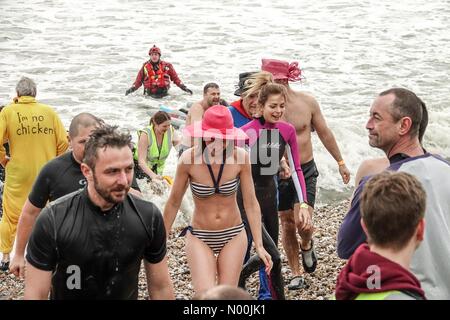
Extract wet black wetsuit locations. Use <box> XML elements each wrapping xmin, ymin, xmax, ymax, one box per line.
<box><xmin>237</xmin><ymin>186</ymin><xmax>285</xmax><ymax>300</ymax></box>
<box><xmin>28</xmin><ymin>151</ymin><xmax>141</xmax><ymax>208</ymax></box>
<box><xmin>26</xmin><ymin>189</ymin><xmax>166</xmax><ymax>299</ymax></box>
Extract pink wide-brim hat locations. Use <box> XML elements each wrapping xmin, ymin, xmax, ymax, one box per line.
<box><xmin>261</xmin><ymin>58</ymin><xmax>303</xmax><ymax>82</ymax></box>
<box><xmin>184</xmin><ymin>105</ymin><xmax>248</xmax><ymax>140</ymax></box>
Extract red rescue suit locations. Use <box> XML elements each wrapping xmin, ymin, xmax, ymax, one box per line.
<box><xmin>133</xmin><ymin>60</ymin><xmax>183</xmax><ymax>94</ymax></box>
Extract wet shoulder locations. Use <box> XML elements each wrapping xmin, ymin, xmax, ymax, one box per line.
<box><xmin>45</xmin><ymin>151</ymin><xmax>73</xmax><ymax>170</ymax></box>
<box><xmin>42</xmin><ymin>189</ymin><xmax>85</xmax><ymax>226</ymax></box>
<box><xmin>128</xmin><ymin>195</ymin><xmax>163</xmax><ymax>221</ymax></box>
<box><xmin>188</xmin><ymin>101</ymin><xmax>202</xmax><ymax>112</ymax></box>
<box><xmin>295</xmin><ymin>90</ymin><xmax>317</xmax><ymax>102</ymax></box>
<box><xmin>187</xmin><ymin>101</ymin><xmax>204</xmax><ymax>121</ymax></box>
<box><xmin>36</xmin><ymin>152</ymin><xmax>72</xmax><ymax>180</ymax></box>
<box><xmin>129</xmin><ymin>194</ymin><xmax>158</xmax><ymax>209</ymax></box>
<box><xmin>49</xmin><ymin>188</ymin><xmax>84</xmax><ymax>208</ymax></box>
<box><xmin>291</xmin><ymin>91</ymin><xmax>319</xmax><ymax>110</ymax></box>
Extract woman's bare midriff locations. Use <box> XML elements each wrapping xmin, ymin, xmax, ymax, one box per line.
<box><xmin>191</xmin><ymin>194</ymin><xmax>243</xmax><ymax>230</ymax></box>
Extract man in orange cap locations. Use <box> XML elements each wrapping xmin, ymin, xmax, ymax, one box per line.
<box><xmin>261</xmin><ymin>58</ymin><xmax>351</xmax><ymax>290</ymax></box>
<box><xmin>126</xmin><ymin>45</ymin><xmax>193</xmax><ymax>98</ymax></box>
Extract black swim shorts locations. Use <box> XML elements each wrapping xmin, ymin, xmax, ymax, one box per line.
<box><xmin>278</xmin><ymin>159</ymin><xmax>319</xmax><ymax>210</ymax></box>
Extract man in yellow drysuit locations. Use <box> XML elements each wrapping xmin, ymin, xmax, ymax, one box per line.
<box><xmin>0</xmin><ymin>76</ymin><xmax>68</xmax><ymax>270</ymax></box>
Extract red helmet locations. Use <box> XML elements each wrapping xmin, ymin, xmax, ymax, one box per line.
<box><xmin>149</xmin><ymin>45</ymin><xmax>161</xmax><ymax>56</ymax></box>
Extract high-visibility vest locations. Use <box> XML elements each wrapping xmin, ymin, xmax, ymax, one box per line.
<box><xmin>330</xmin><ymin>290</ymin><xmax>403</xmax><ymax>300</ymax></box>
<box><xmin>134</xmin><ymin>125</ymin><xmax>173</xmax><ymax>174</ymax></box>
<box><xmin>354</xmin><ymin>291</ymin><xmax>401</xmax><ymax>300</ymax></box>
<box><xmin>143</xmin><ymin>62</ymin><xmax>169</xmax><ymax>89</ymax></box>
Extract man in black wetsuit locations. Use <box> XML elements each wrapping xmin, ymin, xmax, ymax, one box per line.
<box><xmin>10</xmin><ymin>113</ymin><xmax>143</xmax><ymax>277</ymax></box>
<box><xmin>24</xmin><ymin>125</ymin><xmax>173</xmax><ymax>299</ymax></box>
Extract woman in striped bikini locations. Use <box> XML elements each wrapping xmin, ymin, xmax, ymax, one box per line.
<box><xmin>163</xmin><ymin>105</ymin><xmax>272</xmax><ymax>296</ymax></box>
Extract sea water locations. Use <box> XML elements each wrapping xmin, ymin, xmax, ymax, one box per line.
<box><xmin>1</xmin><ymin>0</ymin><xmax>449</xmax><ymax>225</ymax></box>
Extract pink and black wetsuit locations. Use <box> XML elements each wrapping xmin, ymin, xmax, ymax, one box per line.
<box><xmin>241</xmin><ymin>117</ymin><xmax>307</xmax><ymax>242</ymax></box>
<box><xmin>237</xmin><ymin>117</ymin><xmax>307</xmax><ymax>300</ymax></box>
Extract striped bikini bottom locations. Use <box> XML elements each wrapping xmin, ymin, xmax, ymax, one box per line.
<box><xmin>179</xmin><ymin>223</ymin><xmax>246</xmax><ymax>255</ymax></box>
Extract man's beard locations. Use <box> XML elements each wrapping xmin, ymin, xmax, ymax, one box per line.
<box><xmin>208</xmin><ymin>98</ymin><xmax>220</xmax><ymax>107</ymax></box>
<box><xmin>93</xmin><ymin>173</ymin><xmax>129</xmax><ymax>205</ymax></box>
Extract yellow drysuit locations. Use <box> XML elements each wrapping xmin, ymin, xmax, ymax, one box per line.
<box><xmin>0</xmin><ymin>96</ymin><xmax>68</xmax><ymax>254</ymax></box>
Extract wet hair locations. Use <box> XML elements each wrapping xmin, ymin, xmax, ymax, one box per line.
<box><xmin>150</xmin><ymin>111</ymin><xmax>171</xmax><ymax>126</ymax></box>
<box><xmin>379</xmin><ymin>88</ymin><xmax>425</xmax><ymax>139</ymax></box>
<box><xmin>241</xmin><ymin>71</ymin><xmax>274</xmax><ymax>99</ymax></box>
<box><xmin>195</xmin><ymin>285</ymin><xmax>254</xmax><ymax>300</ymax></box>
<box><xmin>68</xmin><ymin>113</ymin><xmax>104</xmax><ymax>138</ymax></box>
<box><xmin>361</xmin><ymin>171</ymin><xmax>426</xmax><ymax>251</ymax></box>
<box><xmin>258</xmin><ymin>83</ymin><xmax>287</xmax><ymax>106</ymax></box>
<box><xmin>16</xmin><ymin>76</ymin><xmax>37</xmax><ymax>97</ymax></box>
<box><xmin>83</xmin><ymin>125</ymin><xmax>133</xmax><ymax>170</ymax></box>
<box><xmin>203</xmin><ymin>82</ymin><xmax>219</xmax><ymax>94</ymax></box>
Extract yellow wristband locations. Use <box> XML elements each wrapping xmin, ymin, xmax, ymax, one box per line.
<box><xmin>338</xmin><ymin>160</ymin><xmax>345</xmax><ymax>166</ymax></box>
<box><xmin>300</xmin><ymin>202</ymin><xmax>309</xmax><ymax>209</ymax></box>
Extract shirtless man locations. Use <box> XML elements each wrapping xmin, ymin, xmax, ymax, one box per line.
<box><xmin>185</xmin><ymin>83</ymin><xmax>221</xmax><ymax>126</ymax></box>
<box><xmin>179</xmin><ymin>83</ymin><xmax>221</xmax><ymax>157</ymax></box>
<box><xmin>262</xmin><ymin>58</ymin><xmax>351</xmax><ymax>289</ymax></box>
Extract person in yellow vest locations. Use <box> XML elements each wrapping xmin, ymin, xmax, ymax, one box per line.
<box><xmin>334</xmin><ymin>171</ymin><xmax>427</xmax><ymax>300</ymax></box>
<box><xmin>134</xmin><ymin>111</ymin><xmax>180</xmax><ymax>181</ymax></box>
<box><xmin>0</xmin><ymin>77</ymin><xmax>68</xmax><ymax>271</ymax></box>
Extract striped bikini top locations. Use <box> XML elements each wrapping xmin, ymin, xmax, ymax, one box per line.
<box><xmin>190</xmin><ymin>161</ymin><xmax>239</xmax><ymax>198</ymax></box>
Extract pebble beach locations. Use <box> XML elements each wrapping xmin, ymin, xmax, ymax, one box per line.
<box><xmin>0</xmin><ymin>200</ymin><xmax>349</xmax><ymax>300</ymax></box>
